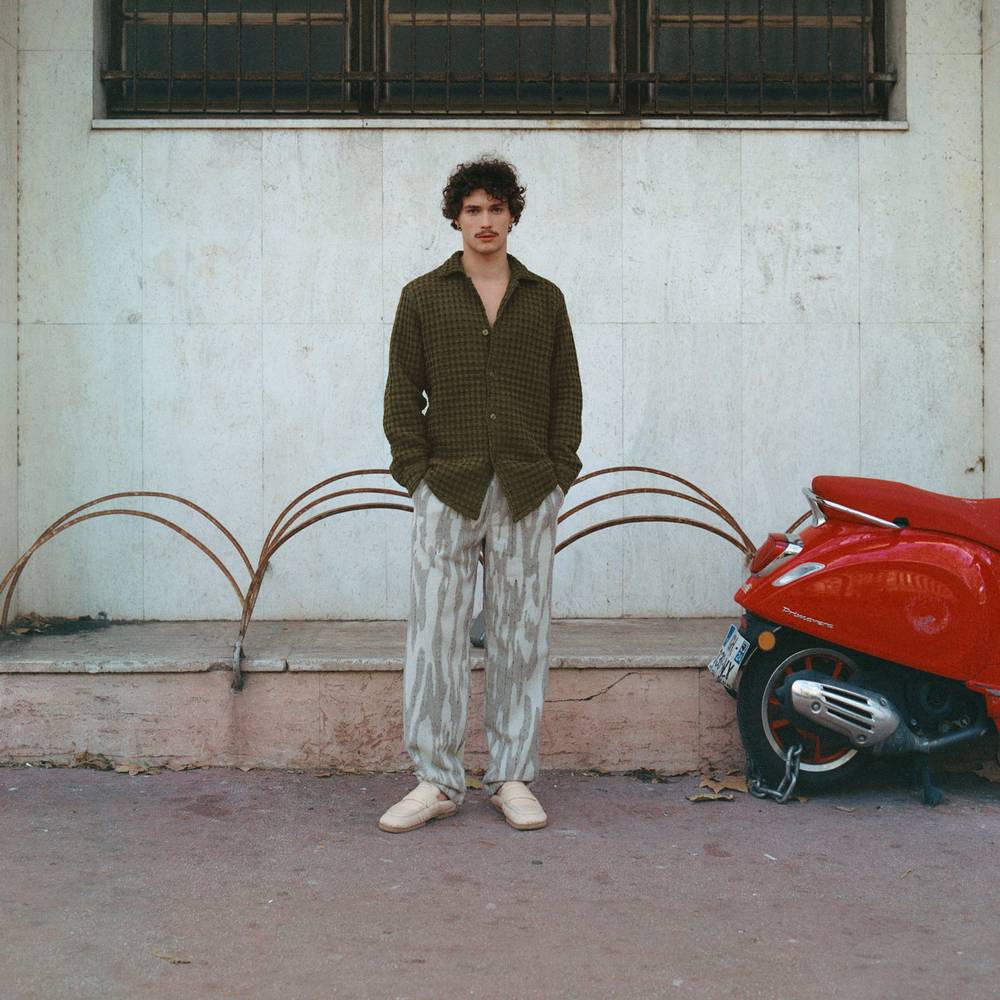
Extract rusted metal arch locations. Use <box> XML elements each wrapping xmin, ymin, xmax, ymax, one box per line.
<box><xmin>786</xmin><ymin>511</ymin><xmax>811</xmax><ymax>534</ymax></box>
<box><xmin>229</xmin><ymin>465</ymin><xmax>755</xmax><ymax>688</ymax></box>
<box><xmin>1</xmin><ymin>511</ymin><xmax>246</xmax><ymax>632</ymax></box>
<box><xmin>260</xmin><ymin>468</ymin><xmax>397</xmax><ymax>559</ymax></box>
<box><xmin>256</xmin><ymin>484</ymin><xmax>749</xmax><ymax>565</ymax></box>
<box><xmin>259</xmin><ymin>465</ymin><xmax>753</xmax><ymax>584</ymax></box>
<box><xmin>0</xmin><ymin>492</ymin><xmax>252</xmax><ymax>632</ymax></box>
<box><xmin>227</xmin><ymin>465</ymin><xmax>754</xmax><ymax>687</ymax></box>
<box><xmin>555</xmin><ymin>512</ymin><xmax>749</xmax><ymax>557</ymax></box>
<box><xmin>571</xmin><ymin>466</ymin><xmax>756</xmax><ymax>554</ymax></box>
<box><xmin>226</xmin><ymin>470</ymin><xmax>421</xmax><ymax>689</ymax></box>
<box><xmin>236</xmin><ymin>496</ymin><xmax>413</xmax><ymax>661</ymax></box>
<box><xmin>0</xmin><ymin>467</ymin><xmax>758</xmax><ymax>692</ymax></box>
<box><xmin>236</xmin><ymin>470</ymin><xmax>411</xmax><ymax>646</ymax></box>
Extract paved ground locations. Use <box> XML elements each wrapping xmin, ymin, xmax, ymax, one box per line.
<box><xmin>3</xmin><ymin>761</ymin><xmax>999</xmax><ymax>1000</ymax></box>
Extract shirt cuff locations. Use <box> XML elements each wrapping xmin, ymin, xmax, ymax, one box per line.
<box><xmin>396</xmin><ymin>462</ymin><xmax>429</xmax><ymax>495</ymax></box>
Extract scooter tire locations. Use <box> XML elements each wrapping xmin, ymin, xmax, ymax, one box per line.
<box><xmin>736</xmin><ymin>643</ymin><xmax>868</xmax><ymax>793</ymax></box>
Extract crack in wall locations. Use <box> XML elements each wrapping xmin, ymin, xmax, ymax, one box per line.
<box><xmin>547</xmin><ymin>670</ymin><xmax>637</xmax><ymax>703</ymax></box>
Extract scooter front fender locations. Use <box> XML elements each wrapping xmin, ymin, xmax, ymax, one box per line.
<box><xmin>736</xmin><ymin>520</ymin><xmax>1000</xmax><ymax>683</ymax></box>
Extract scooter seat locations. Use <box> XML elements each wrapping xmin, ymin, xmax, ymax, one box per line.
<box><xmin>812</xmin><ymin>475</ymin><xmax>1000</xmax><ymax>553</ymax></box>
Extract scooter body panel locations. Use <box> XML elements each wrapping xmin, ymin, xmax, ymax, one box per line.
<box><xmin>736</xmin><ymin>519</ymin><xmax>1000</xmax><ymax>686</ymax></box>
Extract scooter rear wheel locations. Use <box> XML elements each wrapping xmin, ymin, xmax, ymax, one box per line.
<box><xmin>736</xmin><ymin>639</ymin><xmax>867</xmax><ymax>792</ymax></box>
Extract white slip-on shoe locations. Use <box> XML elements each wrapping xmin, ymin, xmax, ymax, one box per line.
<box><xmin>377</xmin><ymin>780</ymin><xmax>457</xmax><ymax>833</ymax></box>
<box><xmin>489</xmin><ymin>780</ymin><xmax>548</xmax><ymax>830</ymax></box>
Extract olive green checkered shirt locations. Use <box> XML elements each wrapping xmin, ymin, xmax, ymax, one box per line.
<box><xmin>383</xmin><ymin>250</ymin><xmax>583</xmax><ymax>523</ymax></box>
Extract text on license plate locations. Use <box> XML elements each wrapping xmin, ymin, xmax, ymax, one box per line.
<box><xmin>708</xmin><ymin>623</ymin><xmax>751</xmax><ymax>689</ymax></box>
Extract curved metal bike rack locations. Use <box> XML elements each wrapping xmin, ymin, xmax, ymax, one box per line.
<box><xmin>0</xmin><ymin>492</ymin><xmax>252</xmax><ymax>633</ymax></box>
<box><xmin>0</xmin><ymin>465</ymin><xmax>762</xmax><ymax>692</ymax></box>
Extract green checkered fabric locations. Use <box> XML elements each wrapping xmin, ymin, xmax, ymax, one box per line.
<box><xmin>383</xmin><ymin>250</ymin><xmax>583</xmax><ymax>523</ymax></box>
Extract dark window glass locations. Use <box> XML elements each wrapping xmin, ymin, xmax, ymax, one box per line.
<box><xmin>381</xmin><ymin>1</ymin><xmax>616</xmax><ymax>113</ymax></box>
<box><xmin>101</xmin><ymin>0</ymin><xmax>890</xmax><ymax>117</ymax></box>
<box><xmin>646</xmin><ymin>0</ymin><xmax>880</xmax><ymax>115</ymax></box>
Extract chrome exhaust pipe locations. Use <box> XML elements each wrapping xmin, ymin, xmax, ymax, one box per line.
<box><xmin>785</xmin><ymin>673</ymin><xmax>990</xmax><ymax>754</ymax></box>
<box><xmin>788</xmin><ymin>676</ymin><xmax>903</xmax><ymax>748</ymax></box>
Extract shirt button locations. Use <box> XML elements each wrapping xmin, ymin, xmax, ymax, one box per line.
<box><xmin>481</xmin><ymin>328</ymin><xmax>490</xmax><ymax>336</ymax></box>
<box><xmin>489</xmin><ymin>412</ymin><xmax>497</xmax><ymax>420</ymax></box>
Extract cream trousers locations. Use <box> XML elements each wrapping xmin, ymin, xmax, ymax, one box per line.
<box><xmin>403</xmin><ymin>472</ymin><xmax>564</xmax><ymax>804</ymax></box>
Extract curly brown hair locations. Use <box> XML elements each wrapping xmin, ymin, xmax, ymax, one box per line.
<box><xmin>441</xmin><ymin>157</ymin><xmax>527</xmax><ymax>230</ymax></box>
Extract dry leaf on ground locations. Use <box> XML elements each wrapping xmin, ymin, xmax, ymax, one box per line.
<box><xmin>153</xmin><ymin>953</ymin><xmax>192</xmax><ymax>965</ymax></box>
<box><xmin>73</xmin><ymin>751</ymin><xmax>114</xmax><ymax>771</ymax></box>
<box><xmin>974</xmin><ymin>761</ymin><xmax>1000</xmax><ymax>783</ymax></box>
<box><xmin>114</xmin><ymin>763</ymin><xmax>152</xmax><ymax>776</ymax></box>
<box><xmin>687</xmin><ymin>791</ymin><xmax>735</xmax><ymax>803</ymax></box>
<box><xmin>700</xmin><ymin>773</ymin><xmax>748</xmax><ymax>794</ymax></box>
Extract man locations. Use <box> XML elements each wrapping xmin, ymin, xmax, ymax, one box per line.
<box><xmin>380</xmin><ymin>157</ymin><xmax>583</xmax><ymax>834</ymax></box>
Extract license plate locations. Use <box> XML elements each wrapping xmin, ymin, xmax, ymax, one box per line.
<box><xmin>708</xmin><ymin>623</ymin><xmax>751</xmax><ymax>690</ymax></box>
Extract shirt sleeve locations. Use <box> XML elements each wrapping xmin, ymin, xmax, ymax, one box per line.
<box><xmin>548</xmin><ymin>288</ymin><xmax>583</xmax><ymax>495</ymax></box>
<box><xmin>383</xmin><ymin>283</ymin><xmax>431</xmax><ymax>494</ymax></box>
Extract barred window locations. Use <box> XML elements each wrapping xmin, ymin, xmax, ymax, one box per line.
<box><xmin>100</xmin><ymin>1</ymin><xmax>893</xmax><ymax>118</ymax></box>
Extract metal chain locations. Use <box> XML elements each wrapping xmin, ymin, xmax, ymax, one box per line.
<box><xmin>747</xmin><ymin>744</ymin><xmax>802</xmax><ymax>803</ymax></box>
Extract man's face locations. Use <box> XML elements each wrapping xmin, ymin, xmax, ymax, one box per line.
<box><xmin>455</xmin><ymin>188</ymin><xmax>513</xmax><ymax>258</ymax></box>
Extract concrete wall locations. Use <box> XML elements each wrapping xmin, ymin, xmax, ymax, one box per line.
<box><xmin>986</xmin><ymin>2</ymin><xmax>1000</xmax><ymax>495</ymax></box>
<box><xmin>8</xmin><ymin>0</ymin><xmax>987</xmax><ymax>621</ymax></box>
<box><xmin>0</xmin><ymin>1</ymin><xmax>15</xmax><ymax>598</ymax></box>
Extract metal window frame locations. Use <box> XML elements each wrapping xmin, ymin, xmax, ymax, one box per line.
<box><xmin>99</xmin><ymin>0</ymin><xmax>893</xmax><ymax>119</ymax></box>
<box><xmin>377</xmin><ymin>1</ymin><xmax>620</xmax><ymax>115</ymax></box>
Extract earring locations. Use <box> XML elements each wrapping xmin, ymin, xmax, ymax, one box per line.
<box><xmin>508</xmin><ymin>224</ymin><xmax>513</xmax><ymax>232</ymax></box>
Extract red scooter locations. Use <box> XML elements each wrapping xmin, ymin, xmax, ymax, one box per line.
<box><xmin>709</xmin><ymin>475</ymin><xmax>1000</xmax><ymax>805</ymax></box>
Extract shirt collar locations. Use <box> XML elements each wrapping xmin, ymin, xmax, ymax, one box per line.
<box><xmin>438</xmin><ymin>249</ymin><xmax>541</xmax><ymax>283</ymax></box>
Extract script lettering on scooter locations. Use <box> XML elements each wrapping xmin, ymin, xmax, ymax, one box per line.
<box><xmin>781</xmin><ymin>607</ymin><xmax>834</xmax><ymax>630</ymax></box>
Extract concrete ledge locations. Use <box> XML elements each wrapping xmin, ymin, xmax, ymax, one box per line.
<box><xmin>93</xmin><ymin>117</ymin><xmax>910</xmax><ymax>132</ymax></box>
<box><xmin>0</xmin><ymin>618</ymin><xmax>742</xmax><ymax>774</ymax></box>
<box><xmin>0</xmin><ymin>618</ymin><xmax>724</xmax><ymax>672</ymax></box>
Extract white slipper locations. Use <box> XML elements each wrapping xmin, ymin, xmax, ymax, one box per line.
<box><xmin>378</xmin><ymin>780</ymin><xmax>457</xmax><ymax>833</ymax></box>
<box><xmin>489</xmin><ymin>780</ymin><xmax>548</xmax><ymax>830</ymax></box>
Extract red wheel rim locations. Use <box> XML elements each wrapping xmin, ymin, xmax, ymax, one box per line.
<box><xmin>766</xmin><ymin>652</ymin><xmax>856</xmax><ymax>767</ymax></box>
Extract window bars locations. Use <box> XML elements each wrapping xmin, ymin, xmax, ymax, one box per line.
<box><xmin>100</xmin><ymin>1</ymin><xmax>893</xmax><ymax>118</ymax></box>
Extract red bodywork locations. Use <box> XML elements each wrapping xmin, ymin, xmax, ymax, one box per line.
<box><xmin>737</xmin><ymin>476</ymin><xmax>1000</xmax><ymax>726</ymax></box>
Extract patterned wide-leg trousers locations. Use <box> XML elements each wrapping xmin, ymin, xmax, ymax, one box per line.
<box><xmin>403</xmin><ymin>473</ymin><xmax>564</xmax><ymax>805</ymax></box>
